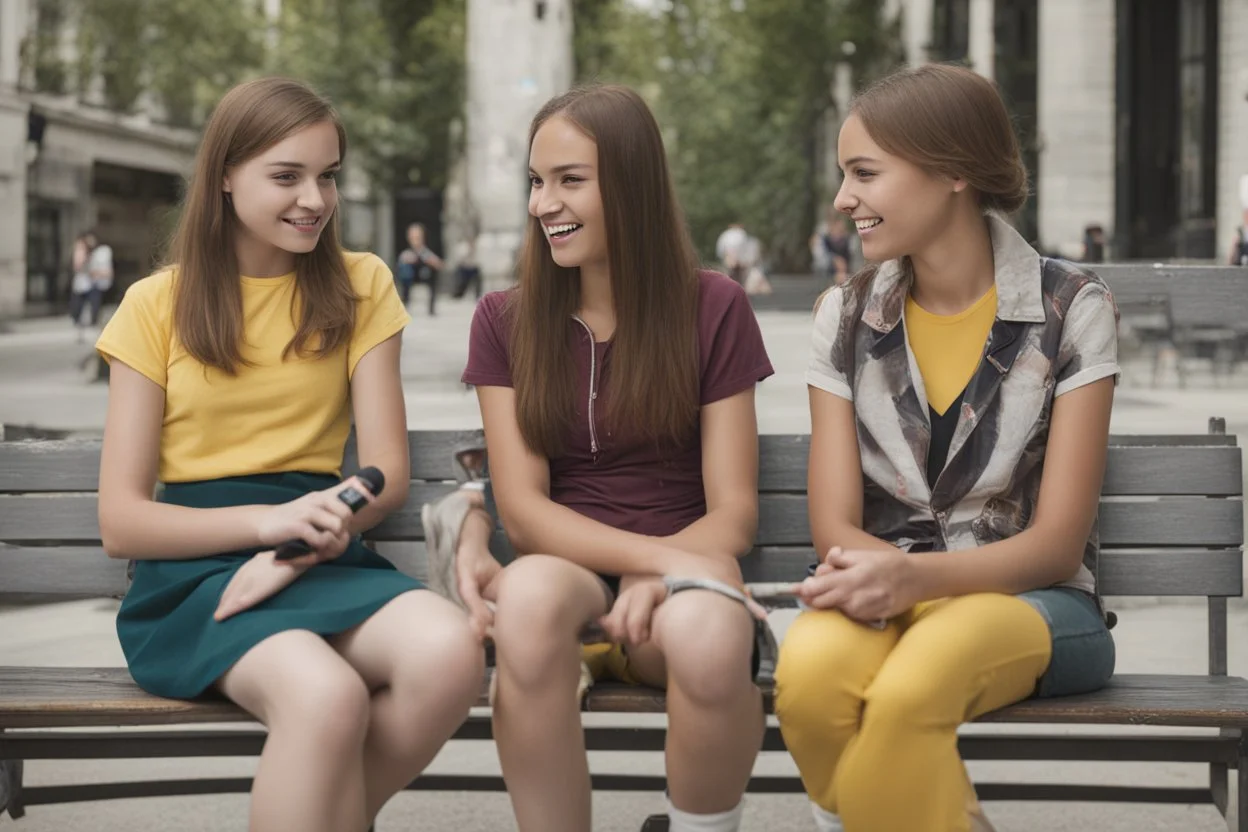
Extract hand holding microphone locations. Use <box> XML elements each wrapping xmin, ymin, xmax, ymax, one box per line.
<box><xmin>264</xmin><ymin>467</ymin><xmax>387</xmax><ymax>562</ymax></box>
<box><xmin>217</xmin><ymin>468</ymin><xmax>389</xmax><ymax>622</ymax></box>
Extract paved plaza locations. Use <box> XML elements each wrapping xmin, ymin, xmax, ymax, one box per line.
<box><xmin>2</xmin><ymin>289</ymin><xmax>1247</xmax><ymax>831</ymax></box>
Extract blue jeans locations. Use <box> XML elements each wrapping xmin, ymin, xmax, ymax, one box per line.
<box><xmin>1018</xmin><ymin>587</ymin><xmax>1116</xmax><ymax>699</ymax></box>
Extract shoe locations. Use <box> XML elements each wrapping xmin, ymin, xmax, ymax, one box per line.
<box><xmin>810</xmin><ymin>803</ymin><xmax>843</xmax><ymax>832</ymax></box>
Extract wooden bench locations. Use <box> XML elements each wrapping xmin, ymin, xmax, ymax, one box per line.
<box><xmin>1</xmin><ymin>426</ymin><xmax>1246</xmax><ymax>830</ymax></box>
<box><xmin>1096</xmin><ymin>264</ymin><xmax>1248</xmax><ymax>386</ymax></box>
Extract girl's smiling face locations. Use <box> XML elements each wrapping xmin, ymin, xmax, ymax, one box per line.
<box><xmin>528</xmin><ymin>115</ymin><xmax>608</xmax><ymax>273</ymax></box>
<box><xmin>224</xmin><ymin>120</ymin><xmax>341</xmax><ymax>270</ymax></box>
<box><xmin>833</xmin><ymin>114</ymin><xmax>963</xmax><ymax>263</ymax></box>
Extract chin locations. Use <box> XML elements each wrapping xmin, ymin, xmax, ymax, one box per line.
<box><xmin>549</xmin><ymin>250</ymin><xmax>581</xmax><ymax>269</ymax></box>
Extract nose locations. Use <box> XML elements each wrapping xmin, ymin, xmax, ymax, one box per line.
<box><xmin>832</xmin><ymin>178</ymin><xmax>856</xmax><ymax>215</ymax></box>
<box><xmin>297</xmin><ymin>179</ymin><xmax>326</xmax><ymax>213</ymax></box>
<box><xmin>529</xmin><ymin>184</ymin><xmax>561</xmax><ymax>219</ymax></box>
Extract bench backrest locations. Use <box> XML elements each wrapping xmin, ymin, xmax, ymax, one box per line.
<box><xmin>1095</xmin><ymin>264</ymin><xmax>1248</xmax><ymax>330</ymax></box>
<box><xmin>0</xmin><ymin>428</ymin><xmax>1242</xmax><ymax>674</ymax></box>
<box><xmin>2</xmin><ymin>429</ymin><xmax>1241</xmax><ymax>598</ymax></box>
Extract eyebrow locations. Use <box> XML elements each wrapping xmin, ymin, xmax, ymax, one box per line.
<box><xmin>529</xmin><ymin>163</ymin><xmax>593</xmax><ymax>175</ymax></box>
<box><xmin>265</xmin><ymin>161</ymin><xmax>341</xmax><ymax>170</ymax></box>
<box><xmin>840</xmin><ymin>156</ymin><xmax>881</xmax><ymax>169</ymax></box>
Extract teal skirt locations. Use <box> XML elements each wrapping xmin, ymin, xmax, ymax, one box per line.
<box><xmin>117</xmin><ymin>472</ymin><xmax>424</xmax><ymax>700</ymax></box>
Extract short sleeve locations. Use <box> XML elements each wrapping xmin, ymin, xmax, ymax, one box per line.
<box><xmin>461</xmin><ymin>292</ymin><xmax>514</xmax><ymax>387</ymax></box>
<box><xmin>347</xmin><ymin>254</ymin><xmax>411</xmax><ymax>378</ymax></box>
<box><xmin>701</xmin><ymin>280</ymin><xmax>774</xmax><ymax>404</ymax></box>
<box><xmin>95</xmin><ymin>273</ymin><xmax>171</xmax><ymax>388</ymax></box>
<box><xmin>807</xmin><ymin>287</ymin><xmax>853</xmax><ymax>400</ymax></box>
<box><xmin>1054</xmin><ymin>281</ymin><xmax>1120</xmax><ymax>397</ymax></box>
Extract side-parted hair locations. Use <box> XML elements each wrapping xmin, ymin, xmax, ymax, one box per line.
<box><xmin>826</xmin><ymin>63</ymin><xmax>1030</xmax><ymax>312</ymax></box>
<box><xmin>509</xmin><ymin>85</ymin><xmax>700</xmax><ymax>458</ymax></box>
<box><xmin>168</xmin><ymin>77</ymin><xmax>354</xmax><ymax>374</ymax></box>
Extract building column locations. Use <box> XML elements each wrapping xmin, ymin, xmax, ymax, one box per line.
<box><xmin>1036</xmin><ymin>0</ymin><xmax>1116</xmax><ymax>257</ymax></box>
<box><xmin>901</xmin><ymin>0</ymin><xmax>935</xmax><ymax>67</ymax></box>
<box><xmin>1218</xmin><ymin>0</ymin><xmax>1248</xmax><ymax>261</ymax></box>
<box><xmin>968</xmin><ymin>0</ymin><xmax>995</xmax><ymax>79</ymax></box>
<box><xmin>466</xmin><ymin>0</ymin><xmax>572</xmax><ymax>289</ymax></box>
<box><xmin>0</xmin><ymin>96</ymin><xmax>29</xmax><ymax>320</ymax></box>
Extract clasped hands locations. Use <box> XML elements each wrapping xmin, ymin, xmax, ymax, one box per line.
<box><xmin>791</xmin><ymin>546</ymin><xmax>919</xmax><ymax>624</ymax></box>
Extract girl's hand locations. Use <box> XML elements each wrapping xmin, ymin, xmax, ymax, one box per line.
<box><xmin>796</xmin><ymin>547</ymin><xmax>919</xmax><ymax>622</ymax></box>
<box><xmin>456</xmin><ymin>542</ymin><xmax>502</xmax><ymax>642</ymax></box>
<box><xmin>598</xmin><ymin>577</ymin><xmax>668</xmax><ymax>646</ymax></box>
<box><xmin>255</xmin><ymin>478</ymin><xmax>369</xmax><ymax>567</ymax></box>
<box><xmin>214</xmin><ymin>551</ymin><xmax>303</xmax><ymax>621</ymax></box>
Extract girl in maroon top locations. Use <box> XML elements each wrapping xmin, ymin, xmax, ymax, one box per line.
<box><xmin>456</xmin><ymin>85</ymin><xmax>774</xmax><ymax>832</ymax></box>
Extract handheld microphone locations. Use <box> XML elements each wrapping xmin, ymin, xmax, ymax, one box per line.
<box><xmin>274</xmin><ymin>467</ymin><xmax>386</xmax><ymax>561</ymax></box>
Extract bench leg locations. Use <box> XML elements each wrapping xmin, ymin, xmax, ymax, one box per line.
<box><xmin>640</xmin><ymin>814</ymin><xmax>670</xmax><ymax>832</ymax></box>
<box><xmin>0</xmin><ymin>759</ymin><xmax>25</xmax><ymax>820</ymax></box>
<box><xmin>1214</xmin><ymin>762</ymin><xmax>1230</xmax><ymax>816</ymax></box>
<box><xmin>1238</xmin><ymin>737</ymin><xmax>1248</xmax><ymax>832</ymax></box>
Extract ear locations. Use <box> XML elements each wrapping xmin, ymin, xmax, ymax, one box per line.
<box><xmin>951</xmin><ymin>177</ymin><xmax>969</xmax><ymax>194</ymax></box>
<box><xmin>222</xmin><ymin>175</ymin><xmax>233</xmax><ymax>194</ymax></box>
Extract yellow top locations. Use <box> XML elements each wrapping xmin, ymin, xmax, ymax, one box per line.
<box><xmin>96</xmin><ymin>251</ymin><xmax>411</xmax><ymax>483</ymax></box>
<box><xmin>904</xmin><ymin>285</ymin><xmax>997</xmax><ymax>415</ymax></box>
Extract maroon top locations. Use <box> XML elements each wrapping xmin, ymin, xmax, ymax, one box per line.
<box><xmin>463</xmin><ymin>270</ymin><xmax>774</xmax><ymax>539</ymax></box>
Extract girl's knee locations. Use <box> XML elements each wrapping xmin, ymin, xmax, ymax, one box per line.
<box><xmin>271</xmin><ymin>666</ymin><xmax>371</xmax><ymax>747</ymax></box>
<box><xmin>656</xmin><ymin>593</ymin><xmax>755</xmax><ymax>705</ymax></box>
<box><xmin>776</xmin><ymin>611</ymin><xmax>867</xmax><ymax>690</ymax></box>
<box><xmin>402</xmin><ymin>607</ymin><xmax>486</xmax><ymax>706</ymax></box>
<box><xmin>774</xmin><ymin>611</ymin><xmax>887</xmax><ymax>726</ymax></box>
<box><xmin>492</xmin><ymin>556</ymin><xmax>602</xmax><ymax>655</ymax></box>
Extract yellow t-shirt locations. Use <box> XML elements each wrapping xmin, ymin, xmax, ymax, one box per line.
<box><xmin>96</xmin><ymin>251</ymin><xmax>411</xmax><ymax>483</ymax></box>
<box><xmin>904</xmin><ymin>285</ymin><xmax>997</xmax><ymax>415</ymax></box>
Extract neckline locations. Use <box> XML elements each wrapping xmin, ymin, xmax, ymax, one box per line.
<box><xmin>906</xmin><ymin>284</ymin><xmax>997</xmax><ymax>324</ymax></box>
<box><xmin>240</xmin><ymin>272</ymin><xmax>296</xmax><ymax>287</ymax></box>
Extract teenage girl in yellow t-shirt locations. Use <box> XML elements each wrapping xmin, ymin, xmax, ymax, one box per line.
<box><xmin>94</xmin><ymin>78</ymin><xmax>483</xmax><ymax>832</ymax></box>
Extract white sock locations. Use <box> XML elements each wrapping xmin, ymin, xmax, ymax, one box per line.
<box><xmin>811</xmin><ymin>802</ymin><xmax>844</xmax><ymax>832</ymax></box>
<box><xmin>667</xmin><ymin>799</ymin><xmax>745</xmax><ymax>832</ymax></box>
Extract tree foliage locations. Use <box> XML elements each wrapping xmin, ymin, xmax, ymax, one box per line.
<box><xmin>572</xmin><ymin>0</ymin><xmax>902</xmax><ymax>270</ymax></box>
<box><xmin>41</xmin><ymin>0</ymin><xmax>465</xmax><ymax>191</ymax></box>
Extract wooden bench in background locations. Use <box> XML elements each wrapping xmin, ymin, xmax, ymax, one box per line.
<box><xmin>1</xmin><ymin>423</ymin><xmax>1246</xmax><ymax>830</ymax></box>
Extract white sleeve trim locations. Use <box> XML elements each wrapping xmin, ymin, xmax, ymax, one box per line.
<box><xmin>1054</xmin><ymin>362</ymin><xmax>1120</xmax><ymax>397</ymax></box>
<box><xmin>806</xmin><ymin>370</ymin><xmax>854</xmax><ymax>400</ymax></box>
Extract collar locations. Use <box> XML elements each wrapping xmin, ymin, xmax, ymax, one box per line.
<box><xmin>861</xmin><ymin>212</ymin><xmax>1046</xmax><ymax>333</ymax></box>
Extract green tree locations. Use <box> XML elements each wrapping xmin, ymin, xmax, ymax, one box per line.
<box><xmin>72</xmin><ymin>0</ymin><xmax>262</xmax><ymax>119</ymax></box>
<box><xmin>272</xmin><ymin>0</ymin><xmax>466</xmax><ymax>190</ymax></box>
<box><xmin>572</xmin><ymin>0</ymin><xmax>902</xmax><ymax>271</ymax></box>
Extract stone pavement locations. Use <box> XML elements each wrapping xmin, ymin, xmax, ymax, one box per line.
<box><xmin>1</xmin><ymin>293</ymin><xmax>1247</xmax><ymax>831</ymax></box>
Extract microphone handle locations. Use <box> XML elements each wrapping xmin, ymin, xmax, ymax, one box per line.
<box><xmin>273</xmin><ymin>482</ymin><xmax>374</xmax><ymax>561</ymax></box>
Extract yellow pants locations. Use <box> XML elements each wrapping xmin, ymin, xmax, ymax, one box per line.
<box><xmin>774</xmin><ymin>593</ymin><xmax>1052</xmax><ymax>832</ymax></box>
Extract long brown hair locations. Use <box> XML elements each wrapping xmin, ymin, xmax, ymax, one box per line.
<box><xmin>832</xmin><ymin>63</ymin><xmax>1029</xmax><ymax>310</ymax></box>
<box><xmin>509</xmin><ymin>85</ymin><xmax>700</xmax><ymax>458</ymax></box>
<box><xmin>168</xmin><ymin>77</ymin><xmax>355</xmax><ymax>374</ymax></box>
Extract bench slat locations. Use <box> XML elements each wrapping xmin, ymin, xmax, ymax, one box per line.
<box><xmin>0</xmin><ymin>483</ymin><xmax>459</xmax><ymax>543</ymax></box>
<box><xmin>0</xmin><ymin>546</ymin><xmax>128</xmax><ymax>599</ymax></box>
<box><xmin>589</xmin><ymin>674</ymin><xmax>1248</xmax><ymax>727</ymax></box>
<box><xmin>759</xmin><ymin>439</ymin><xmax>1243</xmax><ymax>495</ymax></box>
<box><xmin>3</xmin><ymin>433</ymin><xmax>1238</xmax><ymax>495</ymax></box>
<box><xmin>3</xmin><ymin>491</ymin><xmax>1241</xmax><ymax>549</ymax></box>
<box><xmin>3</xmin><ymin>543</ymin><xmax>1239</xmax><ymax>602</ymax></box>
<box><xmin>740</xmin><ymin>546</ymin><xmax>1244</xmax><ymax>596</ymax></box>
<box><xmin>742</xmin><ymin>494</ymin><xmax>1244</xmax><ymax>547</ymax></box>
<box><xmin>1096</xmin><ymin>265</ymin><xmax>1248</xmax><ymax>327</ymax></box>
<box><xmin>6</xmin><ymin>667</ymin><xmax>1247</xmax><ymax>729</ymax></box>
<box><xmin>0</xmin><ymin>431</ymin><xmax>487</xmax><ymax>493</ymax></box>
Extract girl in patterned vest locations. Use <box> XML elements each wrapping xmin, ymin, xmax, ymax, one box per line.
<box><xmin>775</xmin><ymin>64</ymin><xmax>1119</xmax><ymax>832</ymax></box>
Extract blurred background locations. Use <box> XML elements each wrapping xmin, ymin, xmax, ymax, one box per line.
<box><xmin>3</xmin><ymin>5</ymin><xmax>1248</xmax><ymax>830</ymax></box>
<box><xmin>0</xmin><ymin>0</ymin><xmax>1244</xmax><ymax>320</ymax></box>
